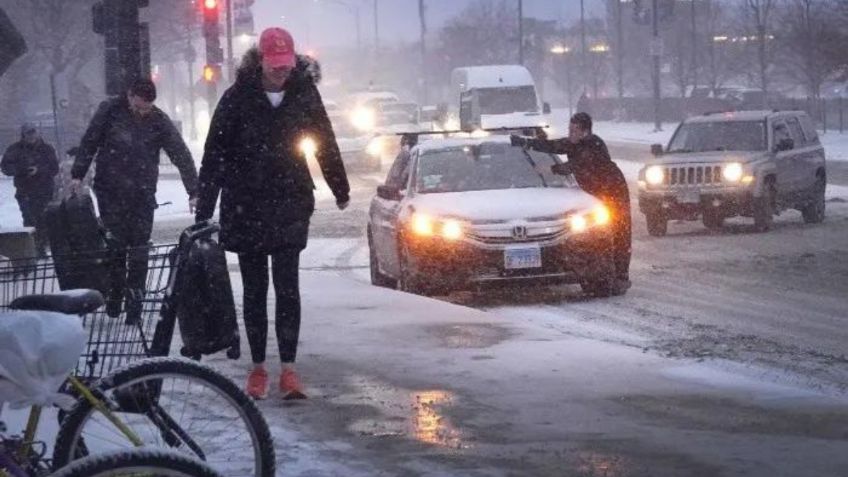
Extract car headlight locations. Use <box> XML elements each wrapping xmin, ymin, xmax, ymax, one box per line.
<box><xmin>366</xmin><ymin>137</ymin><xmax>383</xmax><ymax>156</ymax></box>
<box><xmin>299</xmin><ymin>136</ymin><xmax>318</xmax><ymax>159</ymax></box>
<box><xmin>409</xmin><ymin>213</ymin><xmax>464</xmax><ymax>240</ymax></box>
<box><xmin>645</xmin><ymin>165</ymin><xmax>665</xmax><ymax>185</ymax></box>
<box><xmin>722</xmin><ymin>162</ymin><xmax>744</xmax><ymax>182</ymax></box>
<box><xmin>443</xmin><ymin>117</ymin><xmax>460</xmax><ymax>131</ymax></box>
<box><xmin>351</xmin><ymin>107</ymin><xmax>376</xmax><ymax>132</ymax></box>
<box><xmin>570</xmin><ymin>205</ymin><xmax>611</xmax><ymax>234</ymax></box>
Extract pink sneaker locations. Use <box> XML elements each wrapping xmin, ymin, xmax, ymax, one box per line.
<box><xmin>279</xmin><ymin>368</ymin><xmax>307</xmax><ymax>400</ymax></box>
<box><xmin>246</xmin><ymin>368</ymin><xmax>268</xmax><ymax>400</ymax></box>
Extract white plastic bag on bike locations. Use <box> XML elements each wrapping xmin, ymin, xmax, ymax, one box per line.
<box><xmin>0</xmin><ymin>311</ymin><xmax>86</xmax><ymax>410</ymax></box>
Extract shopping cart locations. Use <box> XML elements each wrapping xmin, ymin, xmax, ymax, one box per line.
<box><xmin>0</xmin><ymin>222</ymin><xmax>219</xmax><ymax>381</ymax></box>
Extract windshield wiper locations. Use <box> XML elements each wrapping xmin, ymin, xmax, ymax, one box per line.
<box><xmin>518</xmin><ymin>149</ymin><xmax>548</xmax><ymax>187</ymax></box>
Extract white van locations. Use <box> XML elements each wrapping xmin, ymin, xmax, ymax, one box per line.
<box><xmin>449</xmin><ymin>65</ymin><xmax>550</xmax><ymax>130</ymax></box>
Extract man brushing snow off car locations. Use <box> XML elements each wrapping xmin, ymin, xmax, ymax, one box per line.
<box><xmin>511</xmin><ymin>113</ymin><xmax>631</xmax><ymax>295</ymax></box>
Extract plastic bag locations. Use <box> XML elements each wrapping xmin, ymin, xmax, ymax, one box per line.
<box><xmin>0</xmin><ymin>311</ymin><xmax>86</xmax><ymax>410</ymax></box>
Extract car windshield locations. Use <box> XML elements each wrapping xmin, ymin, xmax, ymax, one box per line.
<box><xmin>477</xmin><ymin>86</ymin><xmax>538</xmax><ymax>115</ymax></box>
<box><xmin>415</xmin><ymin>142</ymin><xmax>573</xmax><ymax>194</ymax></box>
<box><xmin>667</xmin><ymin>120</ymin><xmax>767</xmax><ymax>152</ymax></box>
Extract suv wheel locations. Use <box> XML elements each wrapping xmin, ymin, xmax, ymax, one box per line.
<box><xmin>801</xmin><ymin>174</ymin><xmax>826</xmax><ymax>224</ymax></box>
<box><xmin>702</xmin><ymin>210</ymin><xmax>724</xmax><ymax>230</ymax></box>
<box><xmin>368</xmin><ymin>228</ymin><xmax>396</xmax><ymax>288</ymax></box>
<box><xmin>753</xmin><ymin>180</ymin><xmax>776</xmax><ymax>232</ymax></box>
<box><xmin>646</xmin><ymin>212</ymin><xmax>668</xmax><ymax>237</ymax></box>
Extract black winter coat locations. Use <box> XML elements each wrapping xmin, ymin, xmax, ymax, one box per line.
<box><xmin>1</xmin><ymin>138</ymin><xmax>58</xmax><ymax>199</ymax></box>
<box><xmin>525</xmin><ymin>134</ymin><xmax>629</xmax><ymax>204</ymax></box>
<box><xmin>195</xmin><ymin>51</ymin><xmax>350</xmax><ymax>254</ymax></box>
<box><xmin>72</xmin><ymin>97</ymin><xmax>198</xmax><ymax>202</ymax></box>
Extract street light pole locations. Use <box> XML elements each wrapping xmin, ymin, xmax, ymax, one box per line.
<box><xmin>580</xmin><ymin>0</ymin><xmax>587</xmax><ymax>95</ymax></box>
<box><xmin>690</xmin><ymin>0</ymin><xmax>697</xmax><ymax>92</ymax></box>
<box><xmin>226</xmin><ymin>0</ymin><xmax>234</xmax><ymax>83</ymax></box>
<box><xmin>616</xmin><ymin>0</ymin><xmax>624</xmax><ymax>99</ymax></box>
<box><xmin>419</xmin><ymin>0</ymin><xmax>427</xmax><ymax>104</ymax></box>
<box><xmin>518</xmin><ymin>0</ymin><xmax>523</xmax><ymax>65</ymax></box>
<box><xmin>651</xmin><ymin>0</ymin><xmax>662</xmax><ymax>131</ymax></box>
<box><xmin>373</xmin><ymin>0</ymin><xmax>379</xmax><ymax>56</ymax></box>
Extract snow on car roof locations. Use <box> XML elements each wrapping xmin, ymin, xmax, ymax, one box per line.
<box><xmin>685</xmin><ymin>110</ymin><xmax>804</xmax><ymax>123</ymax></box>
<box><xmin>457</xmin><ymin>65</ymin><xmax>535</xmax><ymax>89</ymax></box>
<box><xmin>413</xmin><ymin>135</ymin><xmax>513</xmax><ymax>154</ymax></box>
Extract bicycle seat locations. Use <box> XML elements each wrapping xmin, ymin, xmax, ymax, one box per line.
<box><xmin>10</xmin><ymin>289</ymin><xmax>104</xmax><ymax>315</ymax></box>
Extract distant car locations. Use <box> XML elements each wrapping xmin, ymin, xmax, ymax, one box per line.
<box><xmin>329</xmin><ymin>112</ymin><xmax>381</xmax><ymax>172</ymax></box>
<box><xmin>368</xmin><ymin>136</ymin><xmax>617</xmax><ymax>297</ymax></box>
<box><xmin>638</xmin><ymin>110</ymin><xmax>826</xmax><ymax>235</ymax></box>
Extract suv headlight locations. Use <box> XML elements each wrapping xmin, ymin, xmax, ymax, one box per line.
<box><xmin>409</xmin><ymin>213</ymin><xmax>465</xmax><ymax>241</ymax></box>
<box><xmin>722</xmin><ymin>162</ymin><xmax>744</xmax><ymax>182</ymax></box>
<box><xmin>645</xmin><ymin>166</ymin><xmax>665</xmax><ymax>186</ymax></box>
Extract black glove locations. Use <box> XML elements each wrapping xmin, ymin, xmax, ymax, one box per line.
<box><xmin>551</xmin><ymin>163</ymin><xmax>573</xmax><ymax>176</ymax></box>
<box><xmin>510</xmin><ymin>135</ymin><xmax>527</xmax><ymax>148</ymax></box>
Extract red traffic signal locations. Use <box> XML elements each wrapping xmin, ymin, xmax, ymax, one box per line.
<box><xmin>203</xmin><ymin>0</ymin><xmax>218</xmax><ymax>10</ymax></box>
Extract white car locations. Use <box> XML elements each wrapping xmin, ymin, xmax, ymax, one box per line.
<box><xmin>367</xmin><ymin>135</ymin><xmax>618</xmax><ymax>297</ymax></box>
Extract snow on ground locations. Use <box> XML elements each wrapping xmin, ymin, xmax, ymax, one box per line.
<box><xmin>0</xmin><ymin>177</ymin><xmax>21</xmax><ymax>229</ymax></box>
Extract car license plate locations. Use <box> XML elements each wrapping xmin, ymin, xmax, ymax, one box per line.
<box><xmin>677</xmin><ymin>189</ymin><xmax>701</xmax><ymax>204</ymax></box>
<box><xmin>504</xmin><ymin>247</ymin><xmax>542</xmax><ymax>270</ymax></box>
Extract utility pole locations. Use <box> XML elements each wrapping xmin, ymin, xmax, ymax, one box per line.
<box><xmin>690</xmin><ymin>0</ymin><xmax>697</xmax><ymax>92</ymax></box>
<box><xmin>419</xmin><ymin>0</ymin><xmax>427</xmax><ymax>104</ymax></box>
<box><xmin>373</xmin><ymin>0</ymin><xmax>379</xmax><ymax>56</ymax></box>
<box><xmin>580</xmin><ymin>0</ymin><xmax>587</xmax><ymax>95</ymax></box>
<box><xmin>616</xmin><ymin>0</ymin><xmax>624</xmax><ymax>99</ymax></box>
<box><xmin>651</xmin><ymin>0</ymin><xmax>662</xmax><ymax>131</ymax></box>
<box><xmin>518</xmin><ymin>0</ymin><xmax>523</xmax><ymax>65</ymax></box>
<box><xmin>226</xmin><ymin>0</ymin><xmax>234</xmax><ymax>83</ymax></box>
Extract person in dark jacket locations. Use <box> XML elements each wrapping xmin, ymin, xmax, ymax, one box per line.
<box><xmin>195</xmin><ymin>28</ymin><xmax>350</xmax><ymax>400</ymax></box>
<box><xmin>511</xmin><ymin>113</ymin><xmax>632</xmax><ymax>295</ymax></box>
<box><xmin>1</xmin><ymin>123</ymin><xmax>59</xmax><ymax>255</ymax></box>
<box><xmin>70</xmin><ymin>78</ymin><xmax>199</xmax><ymax>322</ymax></box>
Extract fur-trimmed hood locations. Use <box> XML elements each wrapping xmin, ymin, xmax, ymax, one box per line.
<box><xmin>236</xmin><ymin>47</ymin><xmax>322</xmax><ymax>87</ymax></box>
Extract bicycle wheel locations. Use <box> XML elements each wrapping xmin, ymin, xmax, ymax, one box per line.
<box><xmin>53</xmin><ymin>358</ymin><xmax>275</xmax><ymax>477</ymax></box>
<box><xmin>50</xmin><ymin>448</ymin><xmax>224</xmax><ymax>477</ymax></box>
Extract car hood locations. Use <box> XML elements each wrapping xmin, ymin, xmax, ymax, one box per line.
<box><xmin>649</xmin><ymin>150</ymin><xmax>767</xmax><ymax>166</ymax></box>
<box><xmin>407</xmin><ymin>187</ymin><xmax>600</xmax><ymax>223</ymax></box>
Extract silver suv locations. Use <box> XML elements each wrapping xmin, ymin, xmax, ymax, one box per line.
<box><xmin>638</xmin><ymin>110</ymin><xmax>827</xmax><ymax>235</ymax></box>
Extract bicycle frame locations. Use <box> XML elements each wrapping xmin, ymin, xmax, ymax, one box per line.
<box><xmin>2</xmin><ymin>376</ymin><xmax>144</xmax><ymax>477</ymax></box>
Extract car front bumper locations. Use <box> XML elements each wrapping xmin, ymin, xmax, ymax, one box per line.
<box><xmin>638</xmin><ymin>187</ymin><xmax>755</xmax><ymax>220</ymax></box>
<box><xmin>403</xmin><ymin>230</ymin><xmax>616</xmax><ymax>291</ymax></box>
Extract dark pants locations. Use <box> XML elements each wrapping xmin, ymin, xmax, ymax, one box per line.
<box><xmin>592</xmin><ymin>190</ymin><xmax>631</xmax><ymax>282</ymax></box>
<box><xmin>97</xmin><ymin>191</ymin><xmax>155</xmax><ymax>320</ymax></box>
<box><xmin>238</xmin><ymin>250</ymin><xmax>302</xmax><ymax>364</ymax></box>
<box><xmin>17</xmin><ymin>193</ymin><xmax>51</xmax><ymax>254</ymax></box>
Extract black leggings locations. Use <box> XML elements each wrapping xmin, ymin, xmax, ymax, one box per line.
<box><xmin>238</xmin><ymin>250</ymin><xmax>301</xmax><ymax>364</ymax></box>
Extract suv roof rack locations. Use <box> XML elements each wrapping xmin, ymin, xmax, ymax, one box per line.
<box><xmin>391</xmin><ymin>125</ymin><xmax>548</xmax><ymax>138</ymax></box>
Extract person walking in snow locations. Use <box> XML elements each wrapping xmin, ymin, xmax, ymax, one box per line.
<box><xmin>195</xmin><ymin>27</ymin><xmax>350</xmax><ymax>400</ymax></box>
<box><xmin>511</xmin><ymin>112</ymin><xmax>632</xmax><ymax>295</ymax></box>
<box><xmin>1</xmin><ymin>123</ymin><xmax>58</xmax><ymax>255</ymax></box>
<box><xmin>70</xmin><ymin>78</ymin><xmax>199</xmax><ymax>324</ymax></box>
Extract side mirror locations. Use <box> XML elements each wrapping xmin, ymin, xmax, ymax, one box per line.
<box><xmin>542</xmin><ymin>102</ymin><xmax>552</xmax><ymax>114</ymax></box>
<box><xmin>650</xmin><ymin>144</ymin><xmax>664</xmax><ymax>156</ymax></box>
<box><xmin>377</xmin><ymin>185</ymin><xmax>402</xmax><ymax>201</ymax></box>
<box><xmin>775</xmin><ymin>137</ymin><xmax>794</xmax><ymax>152</ymax></box>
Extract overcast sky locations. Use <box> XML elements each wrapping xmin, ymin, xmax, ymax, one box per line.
<box><xmin>253</xmin><ymin>0</ymin><xmax>606</xmax><ymax>52</ymax></box>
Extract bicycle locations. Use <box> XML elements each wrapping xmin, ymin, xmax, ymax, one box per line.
<box><xmin>0</xmin><ymin>290</ymin><xmax>225</xmax><ymax>477</ymax></box>
<box><xmin>0</xmin><ymin>223</ymin><xmax>275</xmax><ymax>477</ymax></box>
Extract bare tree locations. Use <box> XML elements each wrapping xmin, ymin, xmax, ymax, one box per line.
<box><xmin>777</xmin><ymin>0</ymin><xmax>843</xmax><ymax>99</ymax></box>
<box><xmin>742</xmin><ymin>0</ymin><xmax>776</xmax><ymax>104</ymax></box>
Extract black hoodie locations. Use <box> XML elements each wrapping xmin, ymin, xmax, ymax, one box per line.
<box><xmin>195</xmin><ymin>48</ymin><xmax>350</xmax><ymax>253</ymax></box>
<box><xmin>1</xmin><ymin>134</ymin><xmax>58</xmax><ymax>198</ymax></box>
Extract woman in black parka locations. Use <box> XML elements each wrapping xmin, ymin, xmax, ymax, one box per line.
<box><xmin>196</xmin><ymin>28</ymin><xmax>350</xmax><ymax>400</ymax></box>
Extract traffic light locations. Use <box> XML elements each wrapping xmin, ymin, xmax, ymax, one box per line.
<box><xmin>202</xmin><ymin>64</ymin><xmax>221</xmax><ymax>83</ymax></box>
<box><xmin>92</xmin><ymin>0</ymin><xmax>150</xmax><ymax>95</ymax></box>
<box><xmin>201</xmin><ymin>0</ymin><xmax>223</xmax><ymax>105</ymax></box>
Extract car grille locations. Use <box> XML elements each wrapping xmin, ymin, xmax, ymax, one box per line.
<box><xmin>466</xmin><ymin>221</ymin><xmax>568</xmax><ymax>246</ymax></box>
<box><xmin>663</xmin><ymin>165</ymin><xmax>723</xmax><ymax>186</ymax></box>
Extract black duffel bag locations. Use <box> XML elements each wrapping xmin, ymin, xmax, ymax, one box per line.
<box><xmin>44</xmin><ymin>192</ymin><xmax>110</xmax><ymax>294</ymax></box>
<box><xmin>173</xmin><ymin>223</ymin><xmax>240</xmax><ymax>360</ymax></box>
